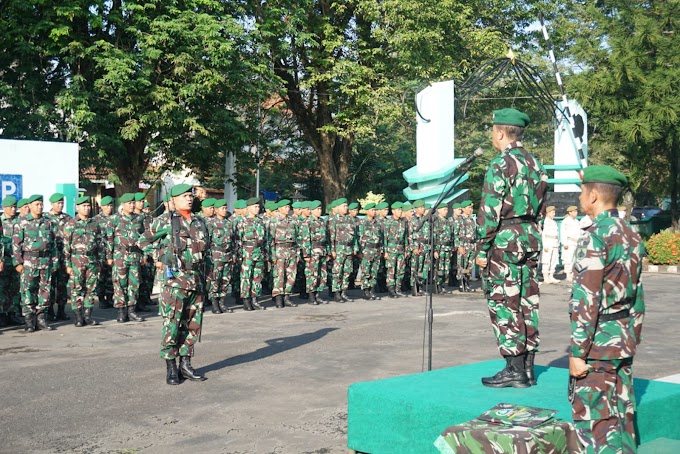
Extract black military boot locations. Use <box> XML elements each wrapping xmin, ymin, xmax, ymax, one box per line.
<box><xmin>241</xmin><ymin>297</ymin><xmax>253</xmax><ymax>311</ymax></box>
<box><xmin>36</xmin><ymin>312</ymin><xmax>53</xmax><ymax>331</ymax></box>
<box><xmin>127</xmin><ymin>305</ymin><xmax>146</xmax><ymax>322</ymax></box>
<box><xmin>363</xmin><ymin>289</ymin><xmax>373</xmax><ymax>300</ymax></box>
<box><xmin>117</xmin><ymin>307</ymin><xmax>128</xmax><ymax>323</ymax></box>
<box><xmin>334</xmin><ymin>292</ymin><xmax>344</xmax><ymax>303</ymax></box>
<box><xmin>275</xmin><ymin>295</ymin><xmax>284</xmax><ymax>308</ymax></box>
<box><xmin>310</xmin><ymin>292</ymin><xmax>320</xmax><ymax>305</ymax></box>
<box><xmin>525</xmin><ymin>351</ymin><xmax>537</xmax><ymax>386</ymax></box>
<box><xmin>24</xmin><ymin>312</ymin><xmax>35</xmax><ymax>332</ymax></box>
<box><xmin>481</xmin><ymin>356</ymin><xmax>530</xmax><ymax>388</ymax></box>
<box><xmin>369</xmin><ymin>289</ymin><xmax>380</xmax><ymax>300</ymax></box>
<box><xmin>99</xmin><ymin>296</ymin><xmax>112</xmax><ymax>310</ymax></box>
<box><xmin>316</xmin><ymin>292</ymin><xmax>329</xmax><ymax>304</ymax></box>
<box><xmin>211</xmin><ymin>298</ymin><xmax>223</xmax><ymax>314</ymax></box>
<box><xmin>55</xmin><ymin>305</ymin><xmax>70</xmax><ymax>321</ymax></box>
<box><xmin>283</xmin><ymin>295</ymin><xmax>297</xmax><ymax>307</ymax></box>
<box><xmin>47</xmin><ymin>304</ymin><xmax>56</xmax><ymax>321</ymax></box>
<box><xmin>252</xmin><ymin>297</ymin><xmax>266</xmax><ymax>310</ymax></box>
<box><xmin>387</xmin><ymin>287</ymin><xmax>398</xmax><ymax>298</ymax></box>
<box><xmin>179</xmin><ymin>356</ymin><xmax>206</xmax><ymax>381</ymax></box>
<box><xmin>166</xmin><ymin>359</ymin><xmax>180</xmax><ymax>385</ymax></box>
<box><xmin>396</xmin><ymin>287</ymin><xmax>408</xmax><ymax>298</ymax></box>
<box><xmin>74</xmin><ymin>307</ymin><xmax>84</xmax><ymax>327</ymax></box>
<box><xmin>299</xmin><ymin>290</ymin><xmax>309</xmax><ymax>300</ymax></box>
<box><xmin>218</xmin><ymin>298</ymin><xmax>233</xmax><ymax>313</ymax></box>
<box><xmin>84</xmin><ymin>308</ymin><xmax>99</xmax><ymax>326</ymax></box>
<box><xmin>341</xmin><ymin>290</ymin><xmax>353</xmax><ymax>302</ymax></box>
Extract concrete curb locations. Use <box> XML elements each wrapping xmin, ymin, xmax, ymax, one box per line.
<box><xmin>643</xmin><ymin>264</ymin><xmax>680</xmax><ymax>274</ymax></box>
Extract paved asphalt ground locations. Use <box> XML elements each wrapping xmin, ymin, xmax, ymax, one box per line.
<box><xmin>1</xmin><ymin>273</ymin><xmax>678</xmax><ymax>454</ymax></box>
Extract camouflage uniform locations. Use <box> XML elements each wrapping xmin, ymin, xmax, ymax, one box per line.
<box><xmin>138</xmin><ymin>212</ymin><xmax>156</xmax><ymax>307</ymax></box>
<box><xmin>0</xmin><ymin>213</ymin><xmax>21</xmax><ymax>319</ymax></box>
<box><xmin>300</xmin><ymin>215</ymin><xmax>328</xmax><ymax>297</ymax></box>
<box><xmin>108</xmin><ymin>212</ymin><xmax>145</xmax><ymax>311</ymax></box>
<box><xmin>433</xmin><ymin>215</ymin><xmax>454</xmax><ymax>291</ymax></box>
<box><xmin>94</xmin><ymin>211</ymin><xmax>114</xmax><ymax>304</ymax></box>
<box><xmin>231</xmin><ymin>213</ymin><xmax>245</xmax><ymax>302</ymax></box>
<box><xmin>270</xmin><ymin>215</ymin><xmax>299</xmax><ymax>298</ymax></box>
<box><xmin>477</xmin><ymin>140</ymin><xmax>547</xmax><ymax>358</ymax></box>
<box><xmin>207</xmin><ymin>216</ymin><xmax>233</xmax><ymax>304</ymax></box>
<box><xmin>455</xmin><ymin>214</ymin><xmax>477</xmax><ymax>288</ymax></box>
<box><xmin>356</xmin><ymin>217</ymin><xmax>383</xmax><ymax>295</ymax></box>
<box><xmin>570</xmin><ymin>209</ymin><xmax>645</xmax><ymax>453</ymax></box>
<box><xmin>408</xmin><ymin>214</ymin><xmax>429</xmax><ymax>293</ymax></box>
<box><xmin>45</xmin><ymin>211</ymin><xmax>71</xmax><ymax>317</ymax></box>
<box><xmin>329</xmin><ymin>214</ymin><xmax>357</xmax><ymax>294</ymax></box>
<box><xmin>237</xmin><ymin>216</ymin><xmax>267</xmax><ymax>299</ymax></box>
<box><xmin>383</xmin><ymin>216</ymin><xmax>407</xmax><ymax>295</ymax></box>
<box><xmin>63</xmin><ymin>216</ymin><xmax>105</xmax><ymax>313</ymax></box>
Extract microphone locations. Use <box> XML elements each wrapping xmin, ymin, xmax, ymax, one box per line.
<box><xmin>457</xmin><ymin>148</ymin><xmax>484</xmax><ymax>169</ymax></box>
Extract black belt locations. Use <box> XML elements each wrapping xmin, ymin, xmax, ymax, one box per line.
<box><xmin>599</xmin><ymin>309</ymin><xmax>630</xmax><ymax>322</ymax></box>
<box><xmin>242</xmin><ymin>242</ymin><xmax>263</xmax><ymax>247</ymax></box>
<box><xmin>363</xmin><ymin>243</ymin><xmax>380</xmax><ymax>249</ymax></box>
<box><xmin>126</xmin><ymin>246</ymin><xmax>141</xmax><ymax>253</ymax></box>
<box><xmin>24</xmin><ymin>251</ymin><xmax>51</xmax><ymax>258</ymax></box>
<box><xmin>312</xmin><ymin>242</ymin><xmax>326</xmax><ymax>248</ymax></box>
<box><xmin>183</xmin><ymin>263</ymin><xmax>201</xmax><ymax>271</ymax></box>
<box><xmin>275</xmin><ymin>241</ymin><xmax>296</xmax><ymax>246</ymax></box>
<box><xmin>499</xmin><ymin>216</ymin><xmax>536</xmax><ymax>228</ymax></box>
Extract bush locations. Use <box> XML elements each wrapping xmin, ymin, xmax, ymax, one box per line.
<box><xmin>645</xmin><ymin>230</ymin><xmax>680</xmax><ymax>265</ymax></box>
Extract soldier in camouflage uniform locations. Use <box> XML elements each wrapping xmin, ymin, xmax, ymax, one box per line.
<box><xmin>94</xmin><ymin>196</ymin><xmax>115</xmax><ymax>309</ymax></box>
<box><xmin>231</xmin><ymin>200</ymin><xmax>247</xmax><ymax>307</ymax></box>
<box><xmin>569</xmin><ymin>166</ymin><xmax>645</xmax><ymax>454</ymax></box>
<box><xmin>408</xmin><ymin>200</ymin><xmax>429</xmax><ymax>296</ymax></box>
<box><xmin>476</xmin><ymin>108</ymin><xmax>548</xmax><ymax>388</ymax></box>
<box><xmin>135</xmin><ymin>192</ymin><xmax>155</xmax><ymax>312</ymax></box>
<box><xmin>400</xmin><ymin>202</ymin><xmax>413</xmax><ymax>293</ymax></box>
<box><xmin>0</xmin><ymin>196</ymin><xmax>23</xmax><ymax>326</ymax></box>
<box><xmin>433</xmin><ymin>203</ymin><xmax>453</xmax><ymax>294</ymax></box>
<box><xmin>17</xmin><ymin>198</ymin><xmax>30</xmax><ymax>218</ymax></box>
<box><xmin>108</xmin><ymin>193</ymin><xmax>146</xmax><ymax>323</ymax></box>
<box><xmin>206</xmin><ymin>199</ymin><xmax>234</xmax><ymax>314</ymax></box>
<box><xmin>63</xmin><ymin>196</ymin><xmax>105</xmax><ymax>327</ymax></box>
<box><xmin>45</xmin><ymin>193</ymin><xmax>72</xmax><ymax>321</ymax></box>
<box><xmin>448</xmin><ymin>203</ymin><xmax>462</xmax><ymax>288</ymax></box>
<box><xmin>300</xmin><ymin>200</ymin><xmax>328</xmax><ymax>305</ymax></box>
<box><xmin>13</xmin><ymin>195</ymin><xmax>58</xmax><ymax>331</ymax></box>
<box><xmin>456</xmin><ymin>200</ymin><xmax>477</xmax><ymax>292</ymax></box>
<box><xmin>356</xmin><ymin>202</ymin><xmax>383</xmax><ymax>300</ymax></box>
<box><xmin>148</xmin><ymin>184</ymin><xmax>209</xmax><ymax>385</ymax></box>
<box><xmin>383</xmin><ymin>202</ymin><xmax>408</xmax><ymax>298</ymax></box>
<box><xmin>329</xmin><ymin>198</ymin><xmax>357</xmax><ymax>303</ymax></box>
<box><xmin>237</xmin><ymin>197</ymin><xmax>267</xmax><ymax>310</ymax></box>
<box><xmin>270</xmin><ymin>199</ymin><xmax>299</xmax><ymax>308</ymax></box>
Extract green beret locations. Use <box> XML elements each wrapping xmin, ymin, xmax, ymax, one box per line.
<box><xmin>336</xmin><ymin>197</ymin><xmax>348</xmax><ymax>205</ymax></box>
<box><xmin>300</xmin><ymin>201</ymin><xmax>311</xmax><ymax>209</ymax></box>
<box><xmin>363</xmin><ymin>202</ymin><xmax>376</xmax><ymax>210</ymax></box>
<box><xmin>163</xmin><ymin>193</ymin><xmax>171</xmax><ymax>203</ymax></box>
<box><xmin>49</xmin><ymin>193</ymin><xmax>64</xmax><ymax>203</ymax></box>
<box><xmin>134</xmin><ymin>192</ymin><xmax>146</xmax><ymax>202</ymax></box>
<box><xmin>264</xmin><ymin>201</ymin><xmax>275</xmax><ymax>211</ymax></box>
<box><xmin>460</xmin><ymin>200</ymin><xmax>472</xmax><ymax>208</ymax></box>
<box><xmin>391</xmin><ymin>201</ymin><xmax>403</xmax><ymax>210</ymax></box>
<box><xmin>291</xmin><ymin>201</ymin><xmax>301</xmax><ymax>209</ymax></box>
<box><xmin>201</xmin><ymin>198</ymin><xmax>216</xmax><ymax>208</ymax></box>
<box><xmin>278</xmin><ymin>199</ymin><xmax>291</xmax><ymax>208</ymax></box>
<box><xmin>309</xmin><ymin>200</ymin><xmax>322</xmax><ymax>210</ymax></box>
<box><xmin>376</xmin><ymin>202</ymin><xmax>389</xmax><ymax>210</ymax></box>
<box><xmin>424</xmin><ymin>203</ymin><xmax>432</xmax><ymax>209</ymax></box>
<box><xmin>581</xmin><ymin>165</ymin><xmax>627</xmax><ymax>187</ymax></box>
<box><xmin>452</xmin><ymin>203</ymin><xmax>460</xmax><ymax>209</ymax></box>
<box><xmin>246</xmin><ymin>197</ymin><xmax>260</xmax><ymax>207</ymax></box>
<box><xmin>169</xmin><ymin>184</ymin><xmax>193</xmax><ymax>197</ymax></box>
<box><xmin>28</xmin><ymin>194</ymin><xmax>44</xmax><ymax>204</ymax></box>
<box><xmin>143</xmin><ymin>201</ymin><xmax>150</xmax><ymax>208</ymax></box>
<box><xmin>493</xmin><ymin>108</ymin><xmax>531</xmax><ymax>127</ymax></box>
<box><xmin>2</xmin><ymin>195</ymin><xmax>17</xmax><ymax>207</ymax></box>
<box><xmin>348</xmin><ymin>202</ymin><xmax>359</xmax><ymax>210</ymax></box>
<box><xmin>214</xmin><ymin>199</ymin><xmax>227</xmax><ymax>209</ymax></box>
<box><xmin>412</xmin><ymin>200</ymin><xmax>425</xmax><ymax>208</ymax></box>
<box><xmin>437</xmin><ymin>203</ymin><xmax>448</xmax><ymax>210</ymax></box>
<box><xmin>119</xmin><ymin>193</ymin><xmax>135</xmax><ymax>203</ymax></box>
<box><xmin>234</xmin><ymin>200</ymin><xmax>247</xmax><ymax>209</ymax></box>
<box><xmin>328</xmin><ymin>200</ymin><xmax>337</xmax><ymax>210</ymax></box>
<box><xmin>100</xmin><ymin>196</ymin><xmax>113</xmax><ymax>206</ymax></box>
<box><xmin>402</xmin><ymin>202</ymin><xmax>412</xmax><ymax>210</ymax></box>
<box><xmin>75</xmin><ymin>196</ymin><xmax>90</xmax><ymax>205</ymax></box>
<box><xmin>17</xmin><ymin>198</ymin><xmax>28</xmax><ymax>208</ymax></box>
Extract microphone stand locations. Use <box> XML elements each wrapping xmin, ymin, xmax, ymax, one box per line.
<box><xmin>422</xmin><ymin>155</ymin><xmax>481</xmax><ymax>372</ymax></box>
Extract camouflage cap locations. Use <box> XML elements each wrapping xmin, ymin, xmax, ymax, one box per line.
<box><xmin>134</xmin><ymin>192</ymin><xmax>146</xmax><ymax>202</ymax></box>
<box><xmin>214</xmin><ymin>199</ymin><xmax>227</xmax><ymax>209</ymax></box>
<box><xmin>546</xmin><ymin>205</ymin><xmax>556</xmax><ymax>213</ymax></box>
<box><xmin>17</xmin><ymin>198</ymin><xmax>28</xmax><ymax>208</ymax></box>
<box><xmin>376</xmin><ymin>202</ymin><xmax>389</xmax><ymax>210</ymax></box>
<box><xmin>246</xmin><ymin>197</ymin><xmax>260</xmax><ymax>206</ymax></box>
<box><xmin>2</xmin><ymin>195</ymin><xmax>17</xmax><ymax>207</ymax></box>
<box><xmin>169</xmin><ymin>184</ymin><xmax>193</xmax><ymax>197</ymax></box>
<box><xmin>566</xmin><ymin>205</ymin><xmax>578</xmax><ymax>213</ymax></box>
<box><xmin>49</xmin><ymin>193</ymin><xmax>64</xmax><ymax>203</ymax></box>
<box><xmin>234</xmin><ymin>199</ymin><xmax>247</xmax><ymax>209</ymax></box>
<box><xmin>348</xmin><ymin>202</ymin><xmax>359</xmax><ymax>210</ymax></box>
<box><xmin>391</xmin><ymin>201</ymin><xmax>403</xmax><ymax>210</ymax></box>
<box><xmin>363</xmin><ymin>202</ymin><xmax>376</xmax><ymax>210</ymax></box>
<box><xmin>119</xmin><ymin>193</ymin><xmax>135</xmax><ymax>203</ymax></box>
<box><xmin>412</xmin><ymin>200</ymin><xmax>425</xmax><ymax>208</ymax></box>
<box><xmin>28</xmin><ymin>194</ymin><xmax>43</xmax><ymax>204</ymax></box>
<box><xmin>309</xmin><ymin>200</ymin><xmax>322</xmax><ymax>210</ymax></box>
<box><xmin>581</xmin><ymin>165</ymin><xmax>627</xmax><ymax>187</ymax></box>
<box><xmin>75</xmin><ymin>196</ymin><xmax>90</xmax><ymax>205</ymax></box>
<box><xmin>100</xmin><ymin>196</ymin><xmax>113</xmax><ymax>206</ymax></box>
<box><xmin>493</xmin><ymin>108</ymin><xmax>531</xmax><ymax>127</ymax></box>
<box><xmin>201</xmin><ymin>198</ymin><xmax>216</xmax><ymax>208</ymax></box>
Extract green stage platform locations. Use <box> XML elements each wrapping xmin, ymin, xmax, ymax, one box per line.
<box><xmin>347</xmin><ymin>360</ymin><xmax>680</xmax><ymax>454</ymax></box>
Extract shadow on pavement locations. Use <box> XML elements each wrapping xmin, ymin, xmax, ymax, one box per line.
<box><xmin>200</xmin><ymin>327</ymin><xmax>339</xmax><ymax>373</ymax></box>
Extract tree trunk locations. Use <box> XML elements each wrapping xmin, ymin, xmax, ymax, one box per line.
<box><xmin>317</xmin><ymin>132</ymin><xmax>352</xmax><ymax>206</ymax></box>
<box><xmin>112</xmin><ymin>132</ymin><xmax>149</xmax><ymax>197</ymax></box>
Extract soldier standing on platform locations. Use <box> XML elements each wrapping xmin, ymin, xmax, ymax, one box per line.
<box><xmin>456</xmin><ymin>200</ymin><xmax>477</xmax><ymax>292</ymax></box>
<box><xmin>63</xmin><ymin>196</ymin><xmax>104</xmax><ymax>327</ymax></box>
<box><xmin>270</xmin><ymin>199</ymin><xmax>299</xmax><ymax>308</ymax></box>
<box><xmin>237</xmin><ymin>197</ymin><xmax>267</xmax><ymax>310</ymax></box>
<box><xmin>356</xmin><ymin>202</ymin><xmax>383</xmax><ymax>300</ymax></box>
<box><xmin>541</xmin><ymin>206</ymin><xmax>560</xmax><ymax>284</ymax></box>
<box><xmin>108</xmin><ymin>193</ymin><xmax>146</xmax><ymax>323</ymax></box>
<box><xmin>476</xmin><ymin>108</ymin><xmax>548</xmax><ymax>388</ymax></box>
<box><xmin>13</xmin><ymin>195</ymin><xmax>58</xmax><ymax>331</ymax></box>
<box><xmin>561</xmin><ymin>206</ymin><xmax>581</xmax><ymax>282</ymax></box>
<box><xmin>383</xmin><ymin>202</ymin><xmax>408</xmax><ymax>298</ymax></box>
<box><xmin>0</xmin><ymin>196</ymin><xmax>23</xmax><ymax>326</ymax></box>
<box><xmin>329</xmin><ymin>198</ymin><xmax>356</xmax><ymax>303</ymax></box>
<box><xmin>433</xmin><ymin>203</ymin><xmax>453</xmax><ymax>294</ymax></box>
<box><xmin>45</xmin><ymin>193</ymin><xmax>71</xmax><ymax>321</ymax></box>
<box><xmin>568</xmin><ymin>166</ymin><xmax>645</xmax><ymax>453</ymax></box>
<box><xmin>301</xmin><ymin>200</ymin><xmax>328</xmax><ymax>305</ymax></box>
<box><xmin>95</xmin><ymin>196</ymin><xmax>115</xmax><ymax>309</ymax></box>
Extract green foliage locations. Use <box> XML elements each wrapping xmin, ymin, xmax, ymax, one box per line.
<box><xmin>645</xmin><ymin>230</ymin><xmax>680</xmax><ymax>265</ymax></box>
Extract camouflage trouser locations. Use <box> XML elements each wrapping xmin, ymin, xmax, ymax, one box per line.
<box><xmin>385</xmin><ymin>248</ymin><xmax>405</xmax><ymax>289</ymax></box>
<box><xmin>356</xmin><ymin>249</ymin><xmax>381</xmax><ymax>289</ymax></box>
<box><xmin>207</xmin><ymin>260</ymin><xmax>232</xmax><ymax>300</ymax></box>
<box><xmin>49</xmin><ymin>260</ymin><xmax>69</xmax><ymax>308</ymax></box>
<box><xmin>139</xmin><ymin>257</ymin><xmax>155</xmax><ymax>302</ymax></box>
<box><xmin>159</xmin><ymin>287</ymin><xmax>203</xmax><ymax>360</ymax></box>
<box><xmin>69</xmin><ymin>255</ymin><xmax>98</xmax><ymax>310</ymax></box>
<box><xmin>96</xmin><ymin>262</ymin><xmax>114</xmax><ymax>300</ymax></box>
<box><xmin>485</xmin><ymin>249</ymin><xmax>540</xmax><ymax>356</ymax></box>
<box><xmin>232</xmin><ymin>256</ymin><xmax>242</xmax><ymax>297</ymax></box>
<box><xmin>112</xmin><ymin>255</ymin><xmax>141</xmax><ymax>309</ymax></box>
<box><xmin>305</xmin><ymin>252</ymin><xmax>327</xmax><ymax>293</ymax></box>
<box><xmin>20</xmin><ymin>264</ymin><xmax>52</xmax><ymax>316</ymax></box>
<box><xmin>272</xmin><ymin>246</ymin><xmax>298</xmax><ymax>297</ymax></box>
<box><xmin>240</xmin><ymin>249</ymin><xmax>264</xmax><ymax>297</ymax></box>
<box><xmin>332</xmin><ymin>253</ymin><xmax>353</xmax><ymax>292</ymax></box>
<box><xmin>573</xmin><ymin>359</ymin><xmax>636</xmax><ymax>454</ymax></box>
<box><xmin>0</xmin><ymin>263</ymin><xmax>21</xmax><ymax>315</ymax></box>
<box><xmin>436</xmin><ymin>248</ymin><xmax>452</xmax><ymax>285</ymax></box>
<box><xmin>457</xmin><ymin>245</ymin><xmax>475</xmax><ymax>279</ymax></box>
